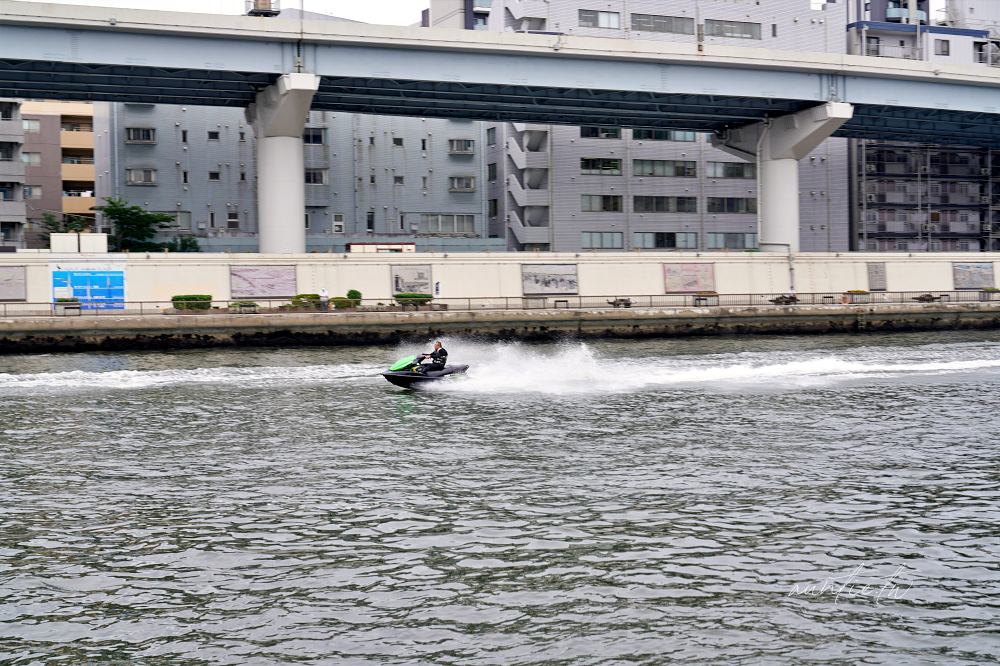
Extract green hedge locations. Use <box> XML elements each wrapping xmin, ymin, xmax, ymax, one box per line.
<box><xmin>331</xmin><ymin>297</ymin><xmax>356</xmax><ymax>310</ymax></box>
<box><xmin>55</xmin><ymin>297</ymin><xmax>79</xmax><ymax>303</ymax></box>
<box><xmin>394</xmin><ymin>292</ymin><xmax>433</xmax><ymax>306</ymax></box>
<box><xmin>346</xmin><ymin>289</ymin><xmax>362</xmax><ymax>301</ymax></box>
<box><xmin>291</xmin><ymin>293</ymin><xmax>321</xmax><ymax>309</ymax></box>
<box><xmin>172</xmin><ymin>294</ymin><xmax>212</xmax><ymax>310</ymax></box>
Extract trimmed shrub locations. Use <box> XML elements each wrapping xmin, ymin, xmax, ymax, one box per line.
<box><xmin>346</xmin><ymin>289</ymin><xmax>362</xmax><ymax>301</ymax></box>
<box><xmin>55</xmin><ymin>297</ymin><xmax>79</xmax><ymax>303</ymax></box>
<box><xmin>291</xmin><ymin>293</ymin><xmax>321</xmax><ymax>309</ymax></box>
<box><xmin>394</xmin><ymin>292</ymin><xmax>433</xmax><ymax>306</ymax></box>
<box><xmin>331</xmin><ymin>297</ymin><xmax>356</xmax><ymax>310</ymax></box>
<box><xmin>230</xmin><ymin>300</ymin><xmax>258</xmax><ymax>308</ymax></box>
<box><xmin>172</xmin><ymin>294</ymin><xmax>212</xmax><ymax>310</ymax></box>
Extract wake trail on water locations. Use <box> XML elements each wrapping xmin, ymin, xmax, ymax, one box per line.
<box><xmin>428</xmin><ymin>340</ymin><xmax>1000</xmax><ymax>394</ymax></box>
<box><xmin>0</xmin><ymin>363</ymin><xmax>380</xmax><ymax>392</ymax></box>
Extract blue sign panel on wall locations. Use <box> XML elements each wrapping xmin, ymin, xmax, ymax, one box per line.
<box><xmin>52</xmin><ymin>270</ymin><xmax>126</xmax><ymax>310</ymax></box>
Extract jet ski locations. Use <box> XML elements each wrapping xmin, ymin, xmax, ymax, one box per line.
<box><xmin>381</xmin><ymin>354</ymin><xmax>469</xmax><ymax>389</ymax></box>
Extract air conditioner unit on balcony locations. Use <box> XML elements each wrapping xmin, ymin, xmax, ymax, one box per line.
<box><xmin>865</xmin><ymin>164</ymin><xmax>877</xmax><ymax>173</ymax></box>
<box><xmin>866</xmin><ymin>194</ymin><xmax>877</xmax><ymax>202</ymax></box>
<box><xmin>922</xmin><ymin>224</ymin><xmax>937</xmax><ymax>232</ymax></box>
<box><xmin>983</xmin><ymin>223</ymin><xmax>992</xmax><ymax>232</ymax></box>
<box><xmin>981</xmin><ymin>168</ymin><xmax>991</xmax><ymax>176</ymax></box>
<box><xmin>981</xmin><ymin>196</ymin><xmax>991</xmax><ymax>204</ymax></box>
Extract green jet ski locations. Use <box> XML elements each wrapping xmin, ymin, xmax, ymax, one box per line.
<box><xmin>381</xmin><ymin>354</ymin><xmax>469</xmax><ymax>389</ymax></box>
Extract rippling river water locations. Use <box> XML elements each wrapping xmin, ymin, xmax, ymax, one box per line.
<box><xmin>2</xmin><ymin>332</ymin><xmax>999</xmax><ymax>664</ymax></box>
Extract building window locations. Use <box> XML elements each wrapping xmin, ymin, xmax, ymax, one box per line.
<box><xmin>935</xmin><ymin>39</ymin><xmax>950</xmax><ymax>56</ymax></box>
<box><xmin>706</xmin><ymin>162</ymin><xmax>756</xmax><ymax>178</ymax></box>
<box><xmin>486</xmin><ymin>127</ymin><xmax>496</xmax><ymax>145</ymax></box>
<box><xmin>419</xmin><ymin>213</ymin><xmax>476</xmax><ymax>234</ymax></box>
<box><xmin>366</xmin><ymin>210</ymin><xmax>375</xmax><ymax>231</ymax></box>
<box><xmin>581</xmin><ymin>195</ymin><xmax>623</xmax><ymax>212</ymax></box>
<box><xmin>369</xmin><ymin>136</ymin><xmax>375</xmax><ymax>146</ymax></box>
<box><xmin>208</xmin><ymin>171</ymin><xmax>221</xmax><ymax>182</ymax></box>
<box><xmin>630</xmin><ymin>13</ymin><xmax>694</xmax><ymax>35</ymax></box>
<box><xmin>581</xmin><ymin>231</ymin><xmax>623</xmax><ymax>249</ymax></box>
<box><xmin>488</xmin><ymin>198</ymin><xmax>498</xmax><ymax>217</ymax></box>
<box><xmin>578</xmin><ymin>9</ymin><xmax>620</xmax><ymax>29</ymax></box>
<box><xmin>22</xmin><ymin>119</ymin><xmax>40</xmax><ymax>133</ymax></box>
<box><xmin>333</xmin><ymin>213</ymin><xmax>345</xmax><ymax>233</ymax></box>
<box><xmin>633</xmin><ymin>196</ymin><xmax>697</xmax><ymax>213</ymax></box>
<box><xmin>240</xmin><ymin>171</ymin><xmax>246</xmax><ymax>182</ymax></box>
<box><xmin>209</xmin><ymin>212</ymin><xmax>216</xmax><ymax>227</ymax></box>
<box><xmin>707</xmin><ymin>232</ymin><xmax>758</xmax><ymax>249</ymax></box>
<box><xmin>303</xmin><ymin>128</ymin><xmax>325</xmax><ymax>145</ymax></box>
<box><xmin>125</xmin><ymin>168</ymin><xmax>156</xmax><ymax>185</ymax></box>
<box><xmin>704</xmin><ymin>19</ymin><xmax>761</xmax><ymax>40</ymax></box>
<box><xmin>422</xmin><ymin>176</ymin><xmax>429</xmax><ymax>190</ymax></box>
<box><xmin>239</xmin><ymin>131</ymin><xmax>246</xmax><ymax>142</ymax></box>
<box><xmin>182</xmin><ymin>171</ymin><xmax>188</xmax><ymax>184</ymax></box>
<box><xmin>304</xmin><ymin>212</ymin><xmax>310</xmax><ymax>229</ymax></box>
<box><xmin>20</xmin><ymin>152</ymin><xmax>41</xmax><ymax>166</ymax></box>
<box><xmin>392</xmin><ymin>137</ymin><xmax>404</xmax><ymax>147</ymax></box>
<box><xmin>421</xmin><ymin>138</ymin><xmax>428</xmax><ymax>151</ymax></box>
<box><xmin>580</xmin><ymin>158</ymin><xmax>622</xmax><ymax>175</ymax></box>
<box><xmin>632</xmin><ymin>128</ymin><xmax>696</xmax><ymax>141</ymax></box>
<box><xmin>207</xmin><ymin>131</ymin><xmax>220</xmax><ymax>140</ymax></box>
<box><xmin>22</xmin><ymin>185</ymin><xmax>41</xmax><ymax>199</ymax></box>
<box><xmin>633</xmin><ymin>159</ymin><xmax>697</xmax><ymax>177</ymax></box>
<box><xmin>181</xmin><ymin>129</ymin><xmax>188</xmax><ymax>143</ymax></box>
<box><xmin>448</xmin><ymin>139</ymin><xmax>475</xmax><ymax>154</ymax></box>
<box><xmin>125</xmin><ymin>127</ymin><xmax>156</xmax><ymax>144</ymax></box>
<box><xmin>305</xmin><ymin>168</ymin><xmax>328</xmax><ymax>185</ymax></box>
<box><xmin>394</xmin><ymin>175</ymin><xmax>405</xmax><ymax>185</ymax></box>
<box><xmin>707</xmin><ymin>197</ymin><xmax>757</xmax><ymax>213</ymax></box>
<box><xmin>227</xmin><ymin>211</ymin><xmax>240</xmax><ymax>229</ymax></box>
<box><xmin>580</xmin><ymin>126</ymin><xmax>621</xmax><ymax>139</ymax></box>
<box><xmin>449</xmin><ymin>176</ymin><xmax>476</xmax><ymax>191</ymax></box>
<box><xmin>487</xmin><ymin>162</ymin><xmax>498</xmax><ymax>181</ymax></box>
<box><xmin>635</xmin><ymin>232</ymin><xmax>698</xmax><ymax>249</ymax></box>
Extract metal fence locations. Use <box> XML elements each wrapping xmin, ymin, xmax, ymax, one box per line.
<box><xmin>2</xmin><ymin>291</ymin><xmax>999</xmax><ymax>318</ymax></box>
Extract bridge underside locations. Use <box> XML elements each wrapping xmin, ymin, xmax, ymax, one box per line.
<box><xmin>2</xmin><ymin>58</ymin><xmax>999</xmax><ymax>146</ymax></box>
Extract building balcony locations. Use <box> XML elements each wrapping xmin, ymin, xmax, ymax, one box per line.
<box><xmin>61</xmin><ymin>162</ymin><xmax>95</xmax><ymax>181</ymax></box>
<box><xmin>63</xmin><ymin>196</ymin><xmax>96</xmax><ymax>215</ymax></box>
<box><xmin>60</xmin><ymin>129</ymin><xmax>94</xmax><ymax>149</ymax></box>
<box><xmin>0</xmin><ymin>199</ymin><xmax>26</xmax><ymax>218</ymax></box>
<box><xmin>0</xmin><ymin>119</ymin><xmax>21</xmax><ymax>143</ymax></box>
<box><xmin>0</xmin><ymin>159</ymin><xmax>25</xmax><ymax>179</ymax></box>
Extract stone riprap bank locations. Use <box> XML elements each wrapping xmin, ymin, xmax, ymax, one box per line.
<box><xmin>2</xmin><ymin>302</ymin><xmax>1000</xmax><ymax>353</ymax></box>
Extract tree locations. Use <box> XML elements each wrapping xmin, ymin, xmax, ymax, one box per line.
<box><xmin>38</xmin><ymin>211</ymin><xmax>91</xmax><ymax>246</ymax></box>
<box><xmin>92</xmin><ymin>197</ymin><xmax>175</xmax><ymax>252</ymax></box>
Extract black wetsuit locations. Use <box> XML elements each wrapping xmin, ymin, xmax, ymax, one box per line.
<box><xmin>423</xmin><ymin>347</ymin><xmax>448</xmax><ymax>372</ymax></box>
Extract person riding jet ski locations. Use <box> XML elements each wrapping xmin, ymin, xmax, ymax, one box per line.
<box><xmin>414</xmin><ymin>341</ymin><xmax>447</xmax><ymax>374</ymax></box>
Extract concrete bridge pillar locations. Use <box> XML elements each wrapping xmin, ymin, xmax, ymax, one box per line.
<box><xmin>711</xmin><ymin>102</ymin><xmax>853</xmax><ymax>253</ymax></box>
<box><xmin>246</xmin><ymin>73</ymin><xmax>320</xmax><ymax>254</ymax></box>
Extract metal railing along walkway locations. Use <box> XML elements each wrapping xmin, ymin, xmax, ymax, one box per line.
<box><xmin>2</xmin><ymin>291</ymin><xmax>999</xmax><ymax>317</ymax></box>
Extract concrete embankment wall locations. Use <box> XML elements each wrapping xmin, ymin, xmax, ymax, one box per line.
<box><xmin>3</xmin><ymin>251</ymin><xmax>1000</xmax><ymax>302</ymax></box>
<box><xmin>2</xmin><ymin>303</ymin><xmax>999</xmax><ymax>353</ymax></box>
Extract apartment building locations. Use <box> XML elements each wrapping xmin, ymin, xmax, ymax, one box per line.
<box><xmin>94</xmin><ymin>103</ymin><xmax>499</xmax><ymax>252</ymax></box>
<box><xmin>848</xmin><ymin>0</ymin><xmax>1000</xmax><ymax>251</ymax></box>
<box><xmin>20</xmin><ymin>101</ymin><xmax>97</xmax><ymax>247</ymax></box>
<box><xmin>480</xmin><ymin>0</ymin><xmax>851</xmax><ymax>252</ymax></box>
<box><xmin>0</xmin><ymin>99</ymin><xmax>27</xmax><ymax>250</ymax></box>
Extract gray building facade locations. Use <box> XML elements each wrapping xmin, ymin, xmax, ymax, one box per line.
<box><xmin>482</xmin><ymin>0</ymin><xmax>851</xmax><ymax>252</ymax></box>
<box><xmin>94</xmin><ymin>104</ymin><xmax>500</xmax><ymax>252</ymax></box>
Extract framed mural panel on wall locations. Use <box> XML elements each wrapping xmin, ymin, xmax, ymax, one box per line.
<box><xmin>663</xmin><ymin>263</ymin><xmax>715</xmax><ymax>293</ymax></box>
<box><xmin>867</xmin><ymin>262</ymin><xmax>888</xmax><ymax>292</ymax></box>
<box><xmin>230</xmin><ymin>265</ymin><xmax>297</xmax><ymax>298</ymax></box>
<box><xmin>521</xmin><ymin>264</ymin><xmax>578</xmax><ymax>295</ymax></box>
<box><xmin>391</xmin><ymin>265</ymin><xmax>432</xmax><ymax>294</ymax></box>
<box><xmin>952</xmin><ymin>262</ymin><xmax>995</xmax><ymax>290</ymax></box>
<box><xmin>0</xmin><ymin>265</ymin><xmax>26</xmax><ymax>300</ymax></box>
